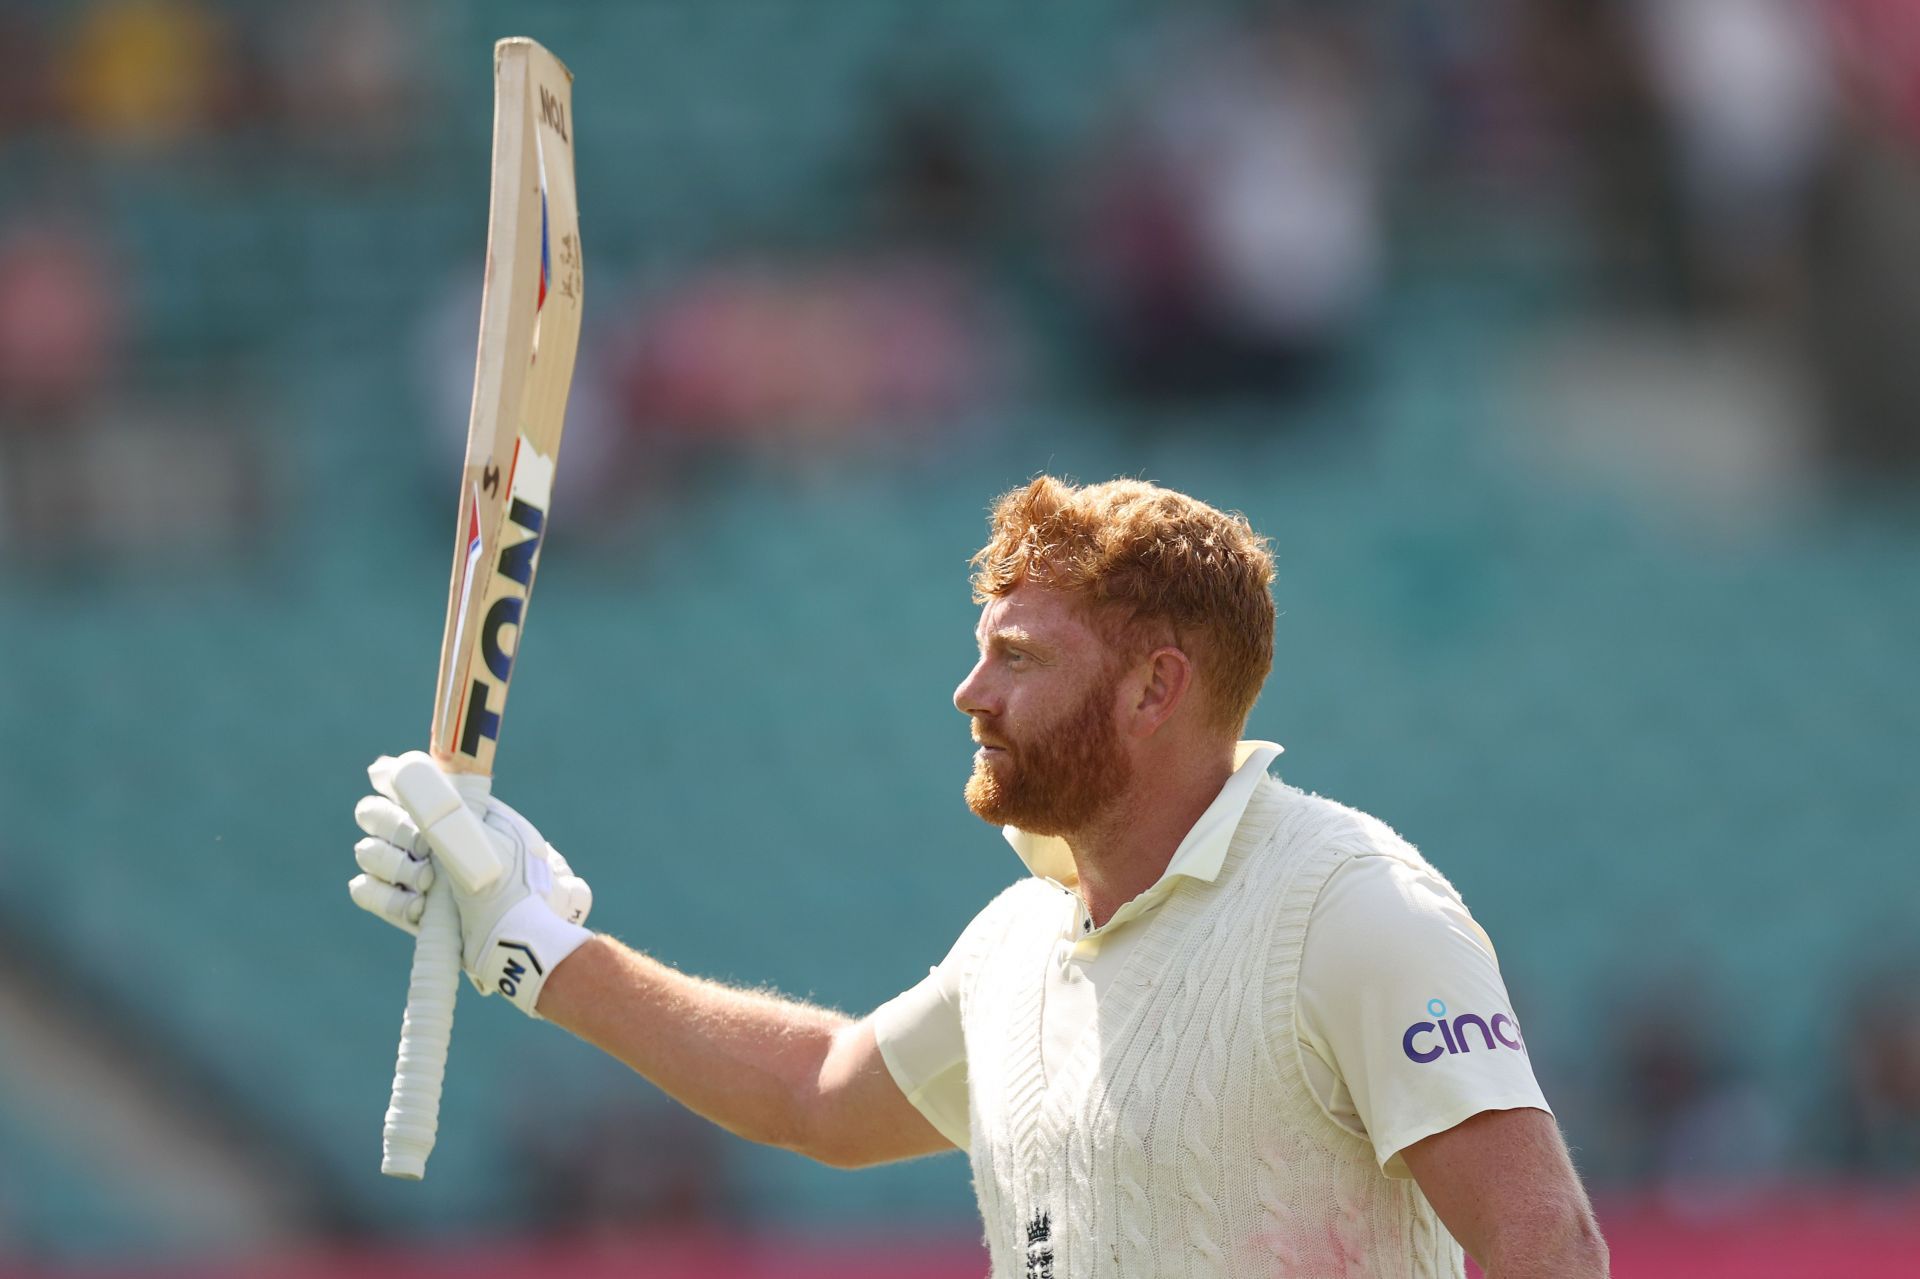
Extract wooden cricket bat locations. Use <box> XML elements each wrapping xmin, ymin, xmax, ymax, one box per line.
<box><xmin>381</xmin><ymin>36</ymin><xmax>584</xmax><ymax>1181</ymax></box>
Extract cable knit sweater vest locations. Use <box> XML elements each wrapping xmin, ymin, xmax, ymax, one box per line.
<box><xmin>960</xmin><ymin>776</ymin><xmax>1464</xmax><ymax>1278</ymax></box>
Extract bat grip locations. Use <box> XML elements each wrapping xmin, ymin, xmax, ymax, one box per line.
<box><xmin>381</xmin><ymin>878</ymin><xmax>462</xmax><ymax>1178</ymax></box>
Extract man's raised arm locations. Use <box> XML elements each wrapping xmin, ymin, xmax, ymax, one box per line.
<box><xmin>350</xmin><ymin>769</ymin><xmax>953</xmax><ymax>1171</ymax></box>
<box><xmin>537</xmin><ymin>937</ymin><xmax>954</xmax><ymax>1168</ymax></box>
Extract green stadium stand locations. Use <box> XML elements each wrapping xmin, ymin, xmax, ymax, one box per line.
<box><xmin>2</xmin><ymin>0</ymin><xmax>1917</xmax><ymax>1259</ymax></box>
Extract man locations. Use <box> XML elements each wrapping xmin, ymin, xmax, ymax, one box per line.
<box><xmin>351</xmin><ymin>476</ymin><xmax>1608</xmax><ymax>1277</ymax></box>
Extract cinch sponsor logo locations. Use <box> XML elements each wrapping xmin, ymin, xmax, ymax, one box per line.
<box><xmin>1401</xmin><ymin>998</ymin><xmax>1525</xmax><ymax>1064</ymax></box>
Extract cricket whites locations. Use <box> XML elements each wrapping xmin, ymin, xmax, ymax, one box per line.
<box><xmin>381</xmin><ymin>37</ymin><xmax>584</xmax><ymax>1180</ymax></box>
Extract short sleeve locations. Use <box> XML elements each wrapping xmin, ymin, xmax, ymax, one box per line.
<box><xmin>871</xmin><ymin>967</ymin><xmax>970</xmax><ymax>1149</ymax></box>
<box><xmin>870</xmin><ymin>900</ymin><xmax>1008</xmax><ymax>1151</ymax></box>
<box><xmin>1295</xmin><ymin>854</ymin><xmax>1551</xmax><ymax>1178</ymax></box>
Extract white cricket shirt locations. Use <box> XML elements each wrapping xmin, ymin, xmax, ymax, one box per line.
<box><xmin>874</xmin><ymin>742</ymin><xmax>1549</xmax><ymax>1177</ymax></box>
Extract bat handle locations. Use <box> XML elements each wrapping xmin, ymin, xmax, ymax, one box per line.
<box><xmin>381</xmin><ymin>877</ymin><xmax>463</xmax><ymax>1178</ymax></box>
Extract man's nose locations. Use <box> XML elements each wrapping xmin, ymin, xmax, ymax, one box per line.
<box><xmin>954</xmin><ymin>657</ymin><xmax>995</xmax><ymax>717</ymax></box>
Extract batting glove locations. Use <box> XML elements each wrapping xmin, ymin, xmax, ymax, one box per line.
<box><xmin>350</xmin><ymin>751</ymin><xmax>594</xmax><ymax>1017</ymax></box>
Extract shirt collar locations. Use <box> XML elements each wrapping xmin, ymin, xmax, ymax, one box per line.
<box><xmin>1003</xmin><ymin>741</ymin><xmax>1284</xmax><ymax>889</ymax></box>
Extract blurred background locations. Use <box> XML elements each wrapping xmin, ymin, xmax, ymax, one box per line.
<box><xmin>1</xmin><ymin>0</ymin><xmax>1917</xmax><ymax>1274</ymax></box>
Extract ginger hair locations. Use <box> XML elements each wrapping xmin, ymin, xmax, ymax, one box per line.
<box><xmin>969</xmin><ymin>476</ymin><xmax>1276</xmax><ymax>733</ymax></box>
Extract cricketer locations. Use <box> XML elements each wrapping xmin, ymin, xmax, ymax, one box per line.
<box><xmin>350</xmin><ymin>475</ymin><xmax>1609</xmax><ymax>1278</ymax></box>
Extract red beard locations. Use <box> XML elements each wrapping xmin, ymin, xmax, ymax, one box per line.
<box><xmin>964</xmin><ymin>673</ymin><xmax>1132</xmax><ymax>836</ymax></box>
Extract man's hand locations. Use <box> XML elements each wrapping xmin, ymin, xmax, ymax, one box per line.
<box><xmin>349</xmin><ymin>751</ymin><xmax>595</xmax><ymax>1017</ymax></box>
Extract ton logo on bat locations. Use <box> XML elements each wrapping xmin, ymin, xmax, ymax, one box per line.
<box><xmin>459</xmin><ymin>495</ymin><xmax>546</xmax><ymax>757</ymax></box>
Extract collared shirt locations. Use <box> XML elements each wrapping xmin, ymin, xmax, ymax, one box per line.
<box><xmin>873</xmin><ymin>742</ymin><xmax>1550</xmax><ymax>1177</ymax></box>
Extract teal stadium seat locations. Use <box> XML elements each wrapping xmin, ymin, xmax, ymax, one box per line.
<box><xmin>3</xmin><ymin>0</ymin><xmax>1918</xmax><ymax>1257</ymax></box>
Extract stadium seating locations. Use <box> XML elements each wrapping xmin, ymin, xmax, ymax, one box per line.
<box><xmin>2</xmin><ymin>0</ymin><xmax>1916</xmax><ymax>1258</ymax></box>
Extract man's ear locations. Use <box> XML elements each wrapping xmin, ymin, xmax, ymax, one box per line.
<box><xmin>1124</xmin><ymin>646</ymin><xmax>1194</xmax><ymax>738</ymax></box>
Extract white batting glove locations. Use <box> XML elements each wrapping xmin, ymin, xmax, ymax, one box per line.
<box><xmin>349</xmin><ymin>752</ymin><xmax>594</xmax><ymax>1017</ymax></box>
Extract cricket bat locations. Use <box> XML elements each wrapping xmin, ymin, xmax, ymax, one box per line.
<box><xmin>380</xmin><ymin>36</ymin><xmax>584</xmax><ymax>1181</ymax></box>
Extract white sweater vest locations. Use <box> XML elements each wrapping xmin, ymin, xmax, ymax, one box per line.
<box><xmin>959</xmin><ymin>777</ymin><xmax>1464</xmax><ymax>1278</ymax></box>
